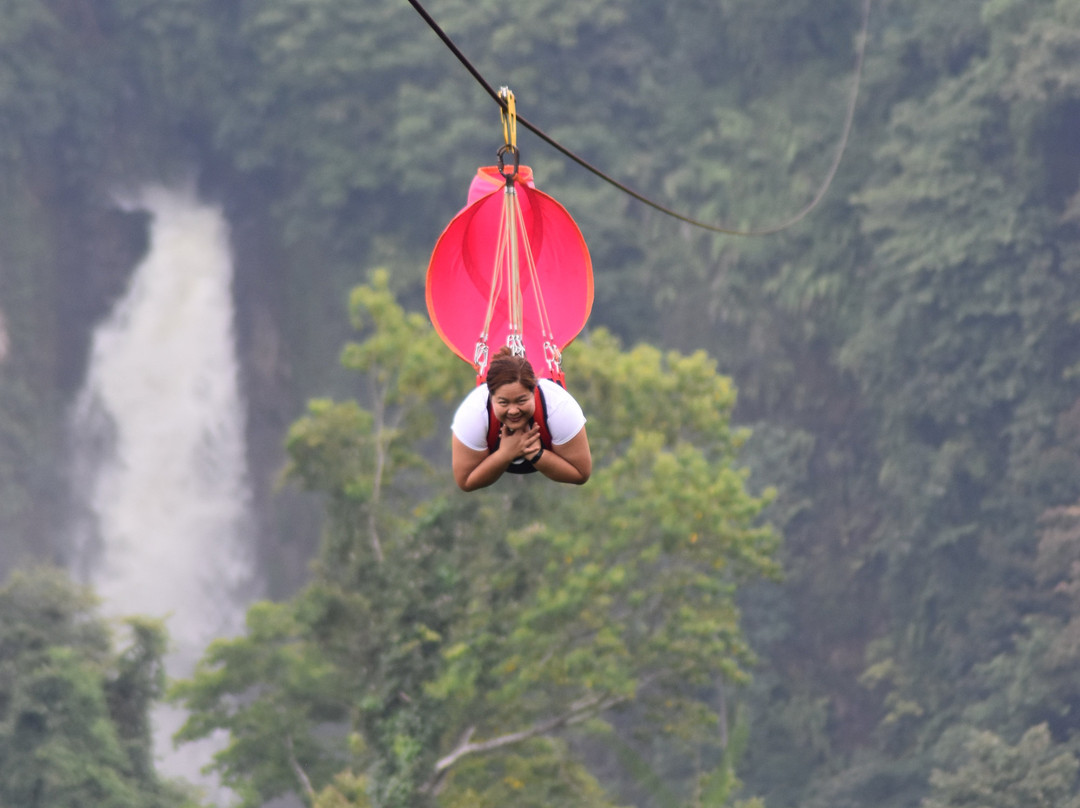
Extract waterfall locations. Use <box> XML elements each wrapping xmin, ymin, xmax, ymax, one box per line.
<box><xmin>69</xmin><ymin>185</ymin><xmax>255</xmax><ymax>801</ymax></box>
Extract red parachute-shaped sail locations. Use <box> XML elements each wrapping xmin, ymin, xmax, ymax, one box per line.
<box><xmin>426</xmin><ymin>164</ymin><xmax>593</xmax><ymax>383</ymax></box>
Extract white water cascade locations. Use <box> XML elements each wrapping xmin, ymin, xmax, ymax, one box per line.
<box><xmin>69</xmin><ymin>186</ymin><xmax>255</xmax><ymax>802</ymax></box>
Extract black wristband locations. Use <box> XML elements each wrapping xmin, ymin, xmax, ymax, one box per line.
<box><xmin>529</xmin><ymin>446</ymin><xmax>544</xmax><ymax>464</ymax></box>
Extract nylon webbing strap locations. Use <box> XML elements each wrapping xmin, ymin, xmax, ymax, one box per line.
<box><xmin>475</xmin><ymin>89</ymin><xmax>563</xmax><ymax>377</ymax></box>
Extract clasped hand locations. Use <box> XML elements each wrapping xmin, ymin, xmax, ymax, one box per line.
<box><xmin>500</xmin><ymin>422</ymin><xmax>541</xmax><ymax>461</ymax></box>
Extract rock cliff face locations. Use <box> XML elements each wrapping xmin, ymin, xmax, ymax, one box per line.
<box><xmin>0</xmin><ymin>181</ymin><xmax>148</xmax><ymax>573</ymax></box>
<box><xmin>219</xmin><ymin>178</ymin><xmax>328</xmax><ymax>597</ymax></box>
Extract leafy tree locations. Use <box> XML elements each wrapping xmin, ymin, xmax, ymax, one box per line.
<box><xmin>0</xmin><ymin>566</ymin><xmax>199</xmax><ymax>808</ymax></box>
<box><xmin>922</xmin><ymin>724</ymin><xmax>1080</xmax><ymax>808</ymax></box>
<box><xmin>173</xmin><ymin>272</ymin><xmax>779</xmax><ymax>807</ymax></box>
<box><xmin>839</xmin><ymin>0</ymin><xmax>1080</xmax><ymax>758</ymax></box>
<box><xmin>5</xmin><ymin>1</ymin><xmax>1080</xmax><ymax>808</ymax></box>
<box><xmin>961</xmin><ymin>503</ymin><xmax>1080</xmax><ymax>745</ymax></box>
<box><xmin>0</xmin><ymin>0</ymin><xmax>120</xmax><ymax>176</ymax></box>
<box><xmin>723</xmin><ymin>0</ymin><xmax>1080</xmax><ymax>805</ymax></box>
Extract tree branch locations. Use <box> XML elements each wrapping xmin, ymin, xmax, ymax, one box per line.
<box><xmin>285</xmin><ymin>734</ymin><xmax>316</xmax><ymax>802</ymax></box>
<box><xmin>432</xmin><ymin>692</ymin><xmax>627</xmax><ymax>776</ymax></box>
<box><xmin>367</xmin><ymin>371</ymin><xmax>387</xmax><ymax>563</ymax></box>
<box><xmin>717</xmin><ymin>679</ymin><xmax>729</xmax><ymax>749</ymax></box>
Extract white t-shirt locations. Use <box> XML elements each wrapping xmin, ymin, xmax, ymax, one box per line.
<box><xmin>451</xmin><ymin>379</ymin><xmax>587</xmax><ymax>458</ymax></box>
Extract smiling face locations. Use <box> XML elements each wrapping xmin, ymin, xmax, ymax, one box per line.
<box><xmin>491</xmin><ymin>381</ymin><xmax>535</xmax><ymax>430</ymax></box>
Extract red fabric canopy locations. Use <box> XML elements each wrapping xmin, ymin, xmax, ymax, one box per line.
<box><xmin>426</xmin><ymin>165</ymin><xmax>593</xmax><ymax>380</ymax></box>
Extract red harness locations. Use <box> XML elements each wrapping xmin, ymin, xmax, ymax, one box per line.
<box><xmin>486</xmin><ymin>385</ymin><xmax>553</xmax><ymax>475</ymax></box>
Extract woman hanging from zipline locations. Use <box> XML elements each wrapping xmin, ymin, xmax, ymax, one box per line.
<box><xmin>450</xmin><ymin>346</ymin><xmax>591</xmax><ymax>490</ymax></box>
<box><xmin>425</xmin><ymin>90</ymin><xmax>594</xmax><ymax>490</ymax></box>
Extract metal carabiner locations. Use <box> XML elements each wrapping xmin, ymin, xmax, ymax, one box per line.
<box><xmin>506</xmin><ymin>332</ymin><xmax>526</xmax><ymax>358</ymax></box>
<box><xmin>544</xmin><ymin>340</ymin><xmax>563</xmax><ymax>372</ymax></box>
<box><xmin>473</xmin><ymin>341</ymin><xmax>490</xmax><ymax>379</ymax></box>
<box><xmin>497</xmin><ymin>144</ymin><xmax>520</xmax><ymax>183</ymax></box>
<box><xmin>497</xmin><ymin>87</ymin><xmax>520</xmax><ymax>183</ymax></box>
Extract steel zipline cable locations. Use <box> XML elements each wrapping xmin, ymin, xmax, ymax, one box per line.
<box><xmin>405</xmin><ymin>0</ymin><xmax>871</xmax><ymax>237</ymax></box>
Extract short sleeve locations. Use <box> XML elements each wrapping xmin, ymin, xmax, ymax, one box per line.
<box><xmin>450</xmin><ymin>385</ymin><xmax>491</xmax><ymax>451</ymax></box>
<box><xmin>538</xmin><ymin>379</ymin><xmax>587</xmax><ymax>445</ymax></box>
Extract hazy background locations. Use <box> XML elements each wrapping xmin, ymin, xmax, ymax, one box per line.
<box><xmin>1</xmin><ymin>0</ymin><xmax>1079</xmax><ymax>806</ymax></box>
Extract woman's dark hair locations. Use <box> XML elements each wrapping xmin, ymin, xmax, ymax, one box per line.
<box><xmin>485</xmin><ymin>346</ymin><xmax>537</xmax><ymax>394</ymax></box>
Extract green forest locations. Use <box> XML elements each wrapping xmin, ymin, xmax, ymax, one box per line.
<box><xmin>1</xmin><ymin>0</ymin><xmax>1079</xmax><ymax>806</ymax></box>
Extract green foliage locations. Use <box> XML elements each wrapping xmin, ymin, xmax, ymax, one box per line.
<box><xmin>923</xmin><ymin>725</ymin><xmax>1080</xmax><ymax>808</ymax></box>
<box><xmin>105</xmin><ymin>616</ymin><xmax>171</xmax><ymax>785</ymax></box>
<box><xmin>831</xmin><ymin>0</ymin><xmax>1080</xmax><ymax>764</ymax></box>
<box><xmin>284</xmin><ymin>268</ymin><xmax>463</xmax><ymax>568</ymax></box>
<box><xmin>313</xmin><ymin>769</ymin><xmax>373</xmax><ymax>808</ymax></box>
<box><xmin>441</xmin><ymin>739</ymin><xmax>623</xmax><ymax>808</ymax></box>
<box><xmin>174</xmin><ymin>276</ymin><xmax>779</xmax><ymax>807</ymax></box>
<box><xmin>0</xmin><ymin>0</ymin><xmax>120</xmax><ymax>175</ymax></box>
<box><xmin>3</xmin><ymin>1</ymin><xmax>1080</xmax><ymax>807</ymax></box>
<box><xmin>172</xmin><ymin>599</ymin><xmax>348</xmax><ymax>807</ymax></box>
<box><xmin>0</xmin><ymin>567</ymin><xmax>197</xmax><ymax>808</ymax></box>
<box><xmin>960</xmin><ymin>505</ymin><xmax>1080</xmax><ymax>745</ymax></box>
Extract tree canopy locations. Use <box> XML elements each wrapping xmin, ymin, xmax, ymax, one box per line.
<box><xmin>0</xmin><ymin>567</ymin><xmax>199</xmax><ymax>808</ymax></box>
<box><xmin>172</xmin><ymin>271</ymin><xmax>779</xmax><ymax>807</ymax></box>
<box><xmin>1</xmin><ymin>0</ymin><xmax>1080</xmax><ymax>806</ymax></box>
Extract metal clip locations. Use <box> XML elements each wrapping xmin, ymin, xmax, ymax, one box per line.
<box><xmin>473</xmin><ymin>341</ymin><xmax>490</xmax><ymax>378</ymax></box>
<box><xmin>497</xmin><ymin>144</ymin><xmax>519</xmax><ymax>183</ymax></box>
<box><xmin>543</xmin><ymin>341</ymin><xmax>562</xmax><ymax>373</ymax></box>
<box><xmin>507</xmin><ymin>333</ymin><xmax>526</xmax><ymax>358</ymax></box>
<box><xmin>497</xmin><ymin>87</ymin><xmax>519</xmax><ymax>182</ymax></box>
<box><xmin>544</xmin><ymin>341</ymin><xmax>565</xmax><ymax>384</ymax></box>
